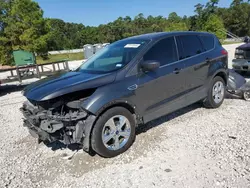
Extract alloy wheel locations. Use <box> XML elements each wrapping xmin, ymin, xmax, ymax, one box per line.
<box><xmin>101</xmin><ymin>115</ymin><xmax>131</xmax><ymax>151</ymax></box>
<box><xmin>212</xmin><ymin>81</ymin><xmax>225</xmax><ymax>104</ymax></box>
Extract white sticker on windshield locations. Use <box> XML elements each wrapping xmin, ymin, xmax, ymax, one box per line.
<box><xmin>124</xmin><ymin>44</ymin><xmax>141</xmax><ymax>48</ymax></box>
<box><xmin>116</xmin><ymin>64</ymin><xmax>122</xmax><ymax>67</ymax></box>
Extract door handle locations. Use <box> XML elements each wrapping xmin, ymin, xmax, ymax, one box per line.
<box><xmin>173</xmin><ymin>68</ymin><xmax>180</xmax><ymax>74</ymax></box>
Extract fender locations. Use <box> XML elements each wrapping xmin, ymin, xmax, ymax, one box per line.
<box><xmin>207</xmin><ymin>61</ymin><xmax>228</xmax><ymax>84</ymax></box>
<box><xmin>80</xmin><ymin>75</ymin><xmax>143</xmax><ymax>115</ymax></box>
<box><xmin>81</xmin><ymin>84</ymin><xmax>140</xmax><ymax>115</ymax></box>
<box><xmin>81</xmin><ymin>83</ymin><xmax>141</xmax><ymax>152</ymax></box>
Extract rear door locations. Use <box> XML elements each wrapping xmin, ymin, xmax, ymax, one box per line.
<box><xmin>176</xmin><ymin>34</ymin><xmax>209</xmax><ymax>100</ymax></box>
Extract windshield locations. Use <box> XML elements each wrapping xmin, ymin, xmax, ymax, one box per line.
<box><xmin>78</xmin><ymin>39</ymin><xmax>149</xmax><ymax>73</ymax></box>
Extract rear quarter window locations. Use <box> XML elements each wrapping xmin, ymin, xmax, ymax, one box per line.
<box><xmin>199</xmin><ymin>35</ymin><xmax>215</xmax><ymax>51</ymax></box>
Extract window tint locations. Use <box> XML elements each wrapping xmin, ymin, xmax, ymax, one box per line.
<box><xmin>144</xmin><ymin>37</ymin><xmax>177</xmax><ymax>66</ymax></box>
<box><xmin>177</xmin><ymin>35</ymin><xmax>203</xmax><ymax>59</ymax></box>
<box><xmin>200</xmin><ymin>35</ymin><xmax>214</xmax><ymax>51</ymax></box>
<box><xmin>215</xmin><ymin>37</ymin><xmax>222</xmax><ymax>46</ymax></box>
<box><xmin>176</xmin><ymin>37</ymin><xmax>184</xmax><ymax>60</ymax></box>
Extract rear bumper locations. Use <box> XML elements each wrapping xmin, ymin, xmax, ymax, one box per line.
<box><xmin>232</xmin><ymin>59</ymin><xmax>250</xmax><ymax>71</ymax></box>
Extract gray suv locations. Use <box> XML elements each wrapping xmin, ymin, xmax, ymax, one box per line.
<box><xmin>21</xmin><ymin>32</ymin><xmax>228</xmax><ymax>158</ymax></box>
<box><xmin>232</xmin><ymin>38</ymin><xmax>250</xmax><ymax>73</ymax></box>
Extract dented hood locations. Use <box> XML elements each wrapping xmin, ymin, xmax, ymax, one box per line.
<box><xmin>23</xmin><ymin>71</ymin><xmax>116</xmax><ymax>101</ymax></box>
<box><xmin>237</xmin><ymin>43</ymin><xmax>250</xmax><ymax>50</ymax></box>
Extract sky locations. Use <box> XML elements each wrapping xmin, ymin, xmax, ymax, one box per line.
<box><xmin>35</xmin><ymin>0</ymin><xmax>232</xmax><ymax>26</ymax></box>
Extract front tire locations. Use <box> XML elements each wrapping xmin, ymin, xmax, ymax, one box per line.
<box><xmin>91</xmin><ymin>107</ymin><xmax>136</xmax><ymax>158</ymax></box>
<box><xmin>203</xmin><ymin>76</ymin><xmax>226</xmax><ymax>108</ymax></box>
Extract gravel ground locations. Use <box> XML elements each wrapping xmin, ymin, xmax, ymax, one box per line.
<box><xmin>0</xmin><ymin>44</ymin><xmax>249</xmax><ymax>188</ymax></box>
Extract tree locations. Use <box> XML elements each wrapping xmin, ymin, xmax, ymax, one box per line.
<box><xmin>165</xmin><ymin>12</ymin><xmax>188</xmax><ymax>32</ymax></box>
<box><xmin>165</xmin><ymin>22</ymin><xmax>188</xmax><ymax>32</ymax></box>
<box><xmin>230</xmin><ymin>0</ymin><xmax>244</xmax><ymax>7</ymax></box>
<box><xmin>193</xmin><ymin>0</ymin><xmax>220</xmax><ymax>31</ymax></box>
<box><xmin>0</xmin><ymin>0</ymin><xmax>49</xmax><ymax>65</ymax></box>
<box><xmin>202</xmin><ymin>14</ymin><xmax>226</xmax><ymax>39</ymax></box>
<box><xmin>168</xmin><ymin>12</ymin><xmax>182</xmax><ymax>23</ymax></box>
<box><xmin>2</xmin><ymin>0</ymin><xmax>250</xmax><ymax>66</ymax></box>
<box><xmin>227</xmin><ymin>2</ymin><xmax>250</xmax><ymax>36</ymax></box>
<box><xmin>45</xmin><ymin>19</ymin><xmax>67</xmax><ymax>51</ymax></box>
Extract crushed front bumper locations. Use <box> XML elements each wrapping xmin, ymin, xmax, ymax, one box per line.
<box><xmin>23</xmin><ymin>119</ymin><xmax>57</xmax><ymax>142</ymax></box>
<box><xmin>232</xmin><ymin>59</ymin><xmax>250</xmax><ymax>71</ymax></box>
<box><xmin>20</xmin><ymin>100</ymin><xmax>96</xmax><ymax>151</ymax></box>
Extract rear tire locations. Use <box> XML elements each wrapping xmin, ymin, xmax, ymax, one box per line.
<box><xmin>91</xmin><ymin>107</ymin><xmax>136</xmax><ymax>158</ymax></box>
<box><xmin>203</xmin><ymin>76</ymin><xmax>226</xmax><ymax>108</ymax></box>
<box><xmin>243</xmin><ymin>91</ymin><xmax>250</xmax><ymax>101</ymax></box>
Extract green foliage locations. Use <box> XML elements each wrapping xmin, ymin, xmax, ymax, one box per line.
<box><xmin>36</xmin><ymin>52</ymin><xmax>84</xmax><ymax>64</ymax></box>
<box><xmin>1</xmin><ymin>0</ymin><xmax>250</xmax><ymax>65</ymax></box>
<box><xmin>202</xmin><ymin>14</ymin><xmax>226</xmax><ymax>39</ymax></box>
<box><xmin>0</xmin><ymin>0</ymin><xmax>49</xmax><ymax>65</ymax></box>
<box><xmin>218</xmin><ymin>1</ymin><xmax>250</xmax><ymax>36</ymax></box>
<box><xmin>193</xmin><ymin>0</ymin><xmax>220</xmax><ymax>31</ymax></box>
<box><xmin>45</xmin><ymin>18</ymin><xmax>85</xmax><ymax>50</ymax></box>
<box><xmin>165</xmin><ymin>12</ymin><xmax>188</xmax><ymax>32</ymax></box>
<box><xmin>191</xmin><ymin>0</ymin><xmax>250</xmax><ymax>38</ymax></box>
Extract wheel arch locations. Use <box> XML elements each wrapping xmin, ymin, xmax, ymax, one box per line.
<box><xmin>214</xmin><ymin>71</ymin><xmax>228</xmax><ymax>85</ymax></box>
<box><xmin>83</xmin><ymin>100</ymin><xmax>140</xmax><ymax>153</ymax></box>
<box><xmin>97</xmin><ymin>101</ymin><xmax>136</xmax><ymax>116</ymax></box>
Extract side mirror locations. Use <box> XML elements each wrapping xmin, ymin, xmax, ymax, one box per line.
<box><xmin>141</xmin><ymin>60</ymin><xmax>160</xmax><ymax>72</ymax></box>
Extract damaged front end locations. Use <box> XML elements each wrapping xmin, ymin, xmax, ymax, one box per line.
<box><xmin>19</xmin><ymin>67</ymin><xmax>117</xmax><ymax>153</ymax></box>
<box><xmin>20</xmin><ymin>94</ymin><xmax>96</xmax><ymax>152</ymax></box>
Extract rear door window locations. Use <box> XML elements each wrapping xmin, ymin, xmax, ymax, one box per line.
<box><xmin>199</xmin><ymin>35</ymin><xmax>215</xmax><ymax>51</ymax></box>
<box><xmin>177</xmin><ymin>35</ymin><xmax>204</xmax><ymax>59</ymax></box>
<box><xmin>144</xmin><ymin>37</ymin><xmax>177</xmax><ymax>66</ymax></box>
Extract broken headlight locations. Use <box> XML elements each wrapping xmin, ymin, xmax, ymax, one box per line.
<box><xmin>66</xmin><ymin>98</ymin><xmax>88</xmax><ymax>109</ymax></box>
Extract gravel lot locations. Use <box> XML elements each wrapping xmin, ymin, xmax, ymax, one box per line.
<box><xmin>0</xmin><ymin>44</ymin><xmax>249</xmax><ymax>188</ymax></box>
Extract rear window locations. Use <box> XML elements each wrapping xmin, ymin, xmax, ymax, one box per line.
<box><xmin>177</xmin><ymin>35</ymin><xmax>204</xmax><ymax>59</ymax></box>
<box><xmin>199</xmin><ymin>35</ymin><xmax>215</xmax><ymax>51</ymax></box>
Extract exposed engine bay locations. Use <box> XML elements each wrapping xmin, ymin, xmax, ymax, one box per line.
<box><xmin>20</xmin><ymin>89</ymin><xmax>97</xmax><ymax>151</ymax></box>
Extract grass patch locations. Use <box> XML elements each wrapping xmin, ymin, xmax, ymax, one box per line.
<box><xmin>36</xmin><ymin>52</ymin><xmax>84</xmax><ymax>64</ymax></box>
<box><xmin>221</xmin><ymin>41</ymin><xmax>243</xmax><ymax>45</ymax></box>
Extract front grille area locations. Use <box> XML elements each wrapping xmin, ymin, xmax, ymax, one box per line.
<box><xmin>243</xmin><ymin>66</ymin><xmax>249</xmax><ymax>70</ymax></box>
<box><xmin>245</xmin><ymin>50</ymin><xmax>250</xmax><ymax>59</ymax></box>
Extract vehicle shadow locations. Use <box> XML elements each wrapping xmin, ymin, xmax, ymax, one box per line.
<box><xmin>0</xmin><ymin>84</ymin><xmax>27</xmax><ymax>97</ymax></box>
<box><xmin>45</xmin><ymin>141</ymin><xmax>81</xmax><ymax>152</ymax></box>
<box><xmin>136</xmin><ymin>91</ymin><xmax>247</xmax><ymax>135</ymax></box>
<box><xmin>225</xmin><ymin>91</ymin><xmax>242</xmax><ymax>100</ymax></box>
<box><xmin>136</xmin><ymin>103</ymin><xmax>201</xmax><ymax>135</ymax></box>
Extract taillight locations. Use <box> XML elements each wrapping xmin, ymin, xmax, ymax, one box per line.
<box><xmin>221</xmin><ymin>49</ymin><xmax>228</xmax><ymax>55</ymax></box>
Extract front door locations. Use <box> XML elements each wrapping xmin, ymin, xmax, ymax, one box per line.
<box><xmin>134</xmin><ymin>36</ymin><xmax>186</xmax><ymax>123</ymax></box>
